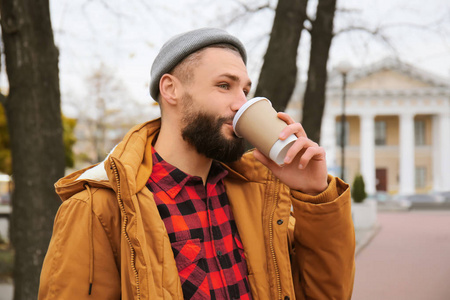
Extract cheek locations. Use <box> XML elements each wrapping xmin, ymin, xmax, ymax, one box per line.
<box><xmin>189</xmin><ymin>91</ymin><xmax>231</xmax><ymax>117</ymax></box>
<box><xmin>201</xmin><ymin>102</ymin><xmax>226</xmax><ymax>117</ymax></box>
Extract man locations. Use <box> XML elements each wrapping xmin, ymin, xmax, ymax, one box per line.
<box><xmin>39</xmin><ymin>28</ymin><xmax>355</xmax><ymax>299</ymax></box>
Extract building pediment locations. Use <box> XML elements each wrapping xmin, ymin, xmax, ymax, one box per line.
<box><xmin>348</xmin><ymin>69</ymin><xmax>432</xmax><ymax>90</ymax></box>
<box><xmin>328</xmin><ymin>57</ymin><xmax>449</xmax><ymax>91</ymax></box>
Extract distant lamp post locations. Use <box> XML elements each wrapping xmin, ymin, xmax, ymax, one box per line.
<box><xmin>336</xmin><ymin>61</ymin><xmax>352</xmax><ymax>181</ymax></box>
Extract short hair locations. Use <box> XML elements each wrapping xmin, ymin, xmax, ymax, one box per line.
<box><xmin>170</xmin><ymin>43</ymin><xmax>242</xmax><ymax>86</ymax></box>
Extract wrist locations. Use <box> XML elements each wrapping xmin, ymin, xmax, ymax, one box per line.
<box><xmin>297</xmin><ymin>181</ymin><xmax>328</xmax><ymax>196</ymax></box>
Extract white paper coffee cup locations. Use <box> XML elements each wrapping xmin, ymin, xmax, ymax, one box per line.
<box><xmin>233</xmin><ymin>97</ymin><xmax>297</xmax><ymax>165</ymax></box>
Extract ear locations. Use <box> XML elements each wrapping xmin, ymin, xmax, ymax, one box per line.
<box><xmin>159</xmin><ymin>74</ymin><xmax>181</xmax><ymax>106</ymax></box>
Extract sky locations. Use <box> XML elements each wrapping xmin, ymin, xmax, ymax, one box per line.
<box><xmin>49</xmin><ymin>0</ymin><xmax>450</xmax><ymax>119</ymax></box>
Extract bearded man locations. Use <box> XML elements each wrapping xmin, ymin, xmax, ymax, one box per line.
<box><xmin>39</xmin><ymin>28</ymin><xmax>355</xmax><ymax>300</ymax></box>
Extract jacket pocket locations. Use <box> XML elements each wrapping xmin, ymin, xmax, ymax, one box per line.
<box><xmin>171</xmin><ymin>238</ymin><xmax>210</xmax><ymax>299</ymax></box>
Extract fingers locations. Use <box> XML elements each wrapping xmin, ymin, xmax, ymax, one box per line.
<box><xmin>277</xmin><ymin>112</ymin><xmax>295</xmax><ymax>125</ymax></box>
<box><xmin>277</xmin><ymin>112</ymin><xmax>307</xmax><ymax>139</ymax></box>
<box><xmin>284</xmin><ymin>137</ymin><xmax>316</xmax><ymax>164</ymax></box>
<box><xmin>283</xmin><ymin>137</ymin><xmax>325</xmax><ymax>168</ymax></box>
<box><xmin>297</xmin><ymin>145</ymin><xmax>326</xmax><ymax>169</ymax></box>
<box><xmin>258</xmin><ymin>111</ymin><xmax>324</xmax><ymax>169</ymax></box>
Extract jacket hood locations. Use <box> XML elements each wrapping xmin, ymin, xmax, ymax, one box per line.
<box><xmin>55</xmin><ymin>119</ymin><xmax>162</xmax><ymax>201</ymax></box>
<box><xmin>55</xmin><ymin>118</ymin><xmax>268</xmax><ymax>202</ymax></box>
<box><xmin>54</xmin><ymin>164</ymin><xmax>111</xmax><ymax>201</ymax></box>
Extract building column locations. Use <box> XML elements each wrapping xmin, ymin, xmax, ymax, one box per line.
<box><xmin>399</xmin><ymin>113</ymin><xmax>415</xmax><ymax>195</ymax></box>
<box><xmin>321</xmin><ymin>113</ymin><xmax>337</xmax><ymax>176</ymax></box>
<box><xmin>360</xmin><ymin>114</ymin><xmax>376</xmax><ymax>195</ymax></box>
<box><xmin>432</xmin><ymin>115</ymin><xmax>442</xmax><ymax>191</ymax></box>
<box><xmin>433</xmin><ymin>113</ymin><xmax>450</xmax><ymax>192</ymax></box>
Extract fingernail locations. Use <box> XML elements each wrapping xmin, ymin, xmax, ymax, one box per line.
<box><xmin>279</xmin><ymin>133</ymin><xmax>286</xmax><ymax>139</ymax></box>
<box><xmin>284</xmin><ymin>156</ymin><xmax>291</xmax><ymax>164</ymax></box>
<box><xmin>299</xmin><ymin>164</ymin><xmax>304</xmax><ymax>169</ymax></box>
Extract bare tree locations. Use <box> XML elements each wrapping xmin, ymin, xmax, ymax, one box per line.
<box><xmin>0</xmin><ymin>0</ymin><xmax>65</xmax><ymax>299</ymax></box>
<box><xmin>301</xmin><ymin>0</ymin><xmax>336</xmax><ymax>143</ymax></box>
<box><xmin>254</xmin><ymin>0</ymin><xmax>308</xmax><ymax>112</ymax></box>
<box><xmin>243</xmin><ymin>0</ymin><xmax>447</xmax><ymax>144</ymax></box>
<box><xmin>251</xmin><ymin>0</ymin><xmax>337</xmax><ymax>143</ymax></box>
<box><xmin>86</xmin><ymin>65</ymin><xmax>122</xmax><ymax>162</ymax></box>
<box><xmin>71</xmin><ymin>64</ymin><xmax>154</xmax><ymax>164</ymax></box>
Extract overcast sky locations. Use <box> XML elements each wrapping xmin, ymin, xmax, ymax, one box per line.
<box><xmin>49</xmin><ymin>0</ymin><xmax>450</xmax><ymax>117</ymax></box>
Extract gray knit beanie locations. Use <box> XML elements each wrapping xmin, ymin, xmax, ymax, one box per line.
<box><xmin>149</xmin><ymin>28</ymin><xmax>247</xmax><ymax>101</ymax></box>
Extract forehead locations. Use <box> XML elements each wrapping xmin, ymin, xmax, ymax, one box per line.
<box><xmin>193</xmin><ymin>47</ymin><xmax>249</xmax><ymax>80</ymax></box>
<box><xmin>199</xmin><ymin>47</ymin><xmax>245</xmax><ymax>69</ymax></box>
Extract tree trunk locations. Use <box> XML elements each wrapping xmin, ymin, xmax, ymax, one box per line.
<box><xmin>301</xmin><ymin>0</ymin><xmax>336</xmax><ymax>143</ymax></box>
<box><xmin>254</xmin><ymin>0</ymin><xmax>308</xmax><ymax>112</ymax></box>
<box><xmin>0</xmin><ymin>0</ymin><xmax>64</xmax><ymax>298</ymax></box>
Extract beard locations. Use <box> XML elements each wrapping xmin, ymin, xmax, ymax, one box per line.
<box><xmin>180</xmin><ymin>94</ymin><xmax>245</xmax><ymax>163</ymax></box>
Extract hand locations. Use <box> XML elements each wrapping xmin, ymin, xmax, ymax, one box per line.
<box><xmin>253</xmin><ymin>112</ymin><xmax>328</xmax><ymax>195</ymax></box>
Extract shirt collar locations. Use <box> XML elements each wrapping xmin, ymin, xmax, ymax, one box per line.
<box><xmin>150</xmin><ymin>147</ymin><xmax>228</xmax><ymax>198</ymax></box>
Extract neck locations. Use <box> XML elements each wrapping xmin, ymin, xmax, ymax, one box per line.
<box><xmin>154</xmin><ymin>121</ymin><xmax>212</xmax><ymax>184</ymax></box>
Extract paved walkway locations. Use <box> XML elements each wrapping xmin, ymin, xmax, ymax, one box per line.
<box><xmin>352</xmin><ymin>211</ymin><xmax>450</xmax><ymax>300</ymax></box>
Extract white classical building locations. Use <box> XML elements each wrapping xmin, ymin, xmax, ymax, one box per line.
<box><xmin>287</xmin><ymin>58</ymin><xmax>450</xmax><ymax>196</ymax></box>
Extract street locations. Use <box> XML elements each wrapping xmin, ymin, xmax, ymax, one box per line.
<box><xmin>352</xmin><ymin>210</ymin><xmax>450</xmax><ymax>300</ymax></box>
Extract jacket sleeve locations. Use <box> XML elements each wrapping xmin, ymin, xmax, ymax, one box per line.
<box><xmin>289</xmin><ymin>175</ymin><xmax>355</xmax><ymax>300</ymax></box>
<box><xmin>38</xmin><ymin>194</ymin><xmax>121</xmax><ymax>299</ymax></box>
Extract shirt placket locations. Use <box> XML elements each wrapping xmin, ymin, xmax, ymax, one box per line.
<box><xmin>205</xmin><ymin>181</ymin><xmax>231</xmax><ymax>300</ymax></box>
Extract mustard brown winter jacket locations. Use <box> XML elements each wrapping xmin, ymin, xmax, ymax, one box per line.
<box><xmin>39</xmin><ymin>119</ymin><xmax>355</xmax><ymax>300</ymax></box>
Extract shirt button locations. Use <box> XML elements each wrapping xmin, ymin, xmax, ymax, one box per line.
<box><xmin>217</xmin><ymin>250</ymin><xmax>222</xmax><ymax>256</ymax></box>
<box><xmin>277</xmin><ymin>219</ymin><xmax>284</xmax><ymax>225</ymax></box>
<box><xmin>284</xmin><ymin>296</ymin><xmax>290</xmax><ymax>300</ymax></box>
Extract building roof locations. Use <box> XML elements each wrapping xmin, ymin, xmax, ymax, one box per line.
<box><xmin>328</xmin><ymin>57</ymin><xmax>450</xmax><ymax>89</ymax></box>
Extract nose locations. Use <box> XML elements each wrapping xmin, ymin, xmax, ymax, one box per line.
<box><xmin>231</xmin><ymin>91</ymin><xmax>248</xmax><ymax>112</ymax></box>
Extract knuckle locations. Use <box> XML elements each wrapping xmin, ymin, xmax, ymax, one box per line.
<box><xmin>298</xmin><ymin>137</ymin><xmax>309</xmax><ymax>144</ymax></box>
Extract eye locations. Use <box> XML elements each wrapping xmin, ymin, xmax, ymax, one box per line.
<box><xmin>218</xmin><ymin>83</ymin><xmax>229</xmax><ymax>90</ymax></box>
<box><xmin>243</xmin><ymin>89</ymin><xmax>249</xmax><ymax>96</ymax></box>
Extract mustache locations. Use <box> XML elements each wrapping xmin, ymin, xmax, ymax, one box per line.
<box><xmin>218</xmin><ymin>115</ymin><xmax>235</xmax><ymax>124</ymax></box>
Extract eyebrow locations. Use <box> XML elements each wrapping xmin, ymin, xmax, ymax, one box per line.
<box><xmin>219</xmin><ymin>73</ymin><xmax>252</xmax><ymax>88</ymax></box>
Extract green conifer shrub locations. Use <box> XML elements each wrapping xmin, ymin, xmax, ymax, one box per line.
<box><xmin>352</xmin><ymin>174</ymin><xmax>367</xmax><ymax>203</ymax></box>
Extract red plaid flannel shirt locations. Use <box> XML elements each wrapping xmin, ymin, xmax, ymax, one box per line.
<box><xmin>146</xmin><ymin>147</ymin><xmax>252</xmax><ymax>300</ymax></box>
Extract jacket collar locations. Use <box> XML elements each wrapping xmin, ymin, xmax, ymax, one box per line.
<box><xmin>55</xmin><ymin>117</ymin><xmax>268</xmax><ymax>202</ymax></box>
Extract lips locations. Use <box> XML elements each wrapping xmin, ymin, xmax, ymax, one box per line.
<box><xmin>221</xmin><ymin>116</ymin><xmax>236</xmax><ymax>133</ymax></box>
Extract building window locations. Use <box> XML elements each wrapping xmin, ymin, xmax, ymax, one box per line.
<box><xmin>336</xmin><ymin>121</ymin><xmax>349</xmax><ymax>146</ymax></box>
<box><xmin>415</xmin><ymin>120</ymin><xmax>426</xmax><ymax>146</ymax></box>
<box><xmin>375</xmin><ymin>121</ymin><xmax>386</xmax><ymax>145</ymax></box>
<box><xmin>415</xmin><ymin>167</ymin><xmax>426</xmax><ymax>188</ymax></box>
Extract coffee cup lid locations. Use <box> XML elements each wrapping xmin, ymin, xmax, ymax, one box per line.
<box><xmin>269</xmin><ymin>134</ymin><xmax>297</xmax><ymax>165</ymax></box>
<box><xmin>232</xmin><ymin>97</ymin><xmax>272</xmax><ymax>137</ymax></box>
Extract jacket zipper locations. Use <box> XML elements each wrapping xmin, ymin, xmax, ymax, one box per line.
<box><xmin>110</xmin><ymin>158</ymin><xmax>141</xmax><ymax>299</ymax></box>
<box><xmin>268</xmin><ymin>176</ymin><xmax>282</xmax><ymax>300</ymax></box>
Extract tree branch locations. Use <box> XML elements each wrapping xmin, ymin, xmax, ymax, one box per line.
<box><xmin>333</xmin><ymin>25</ymin><xmax>399</xmax><ymax>55</ymax></box>
<box><xmin>83</xmin><ymin>0</ymin><xmax>123</xmax><ymax>18</ymax></box>
<box><xmin>222</xmin><ymin>0</ymin><xmax>273</xmax><ymax>26</ymax></box>
<box><xmin>334</xmin><ymin>25</ymin><xmax>379</xmax><ymax>36</ymax></box>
